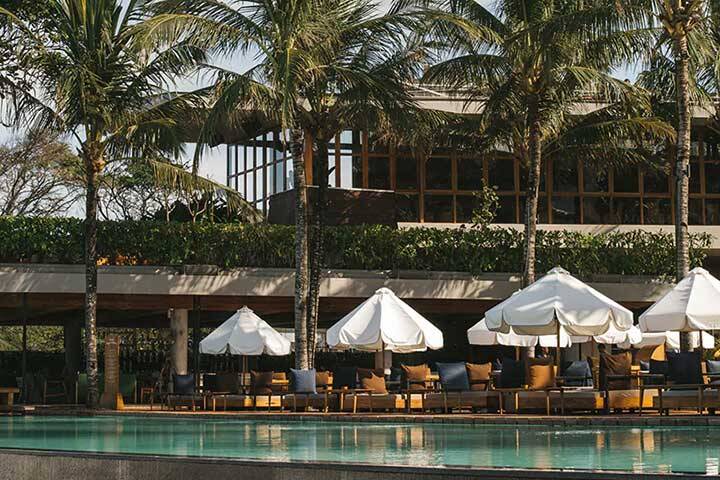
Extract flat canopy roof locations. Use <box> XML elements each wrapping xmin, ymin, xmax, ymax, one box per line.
<box><xmin>0</xmin><ymin>264</ymin><xmax>674</xmax><ymax>328</ymax></box>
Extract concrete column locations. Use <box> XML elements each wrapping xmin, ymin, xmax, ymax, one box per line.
<box><xmin>63</xmin><ymin>318</ymin><xmax>82</xmax><ymax>375</ymax></box>
<box><xmin>170</xmin><ymin>309</ymin><xmax>188</xmax><ymax>375</ymax></box>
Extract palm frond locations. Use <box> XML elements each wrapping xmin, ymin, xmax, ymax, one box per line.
<box><xmin>148</xmin><ymin>157</ymin><xmax>263</xmax><ymax>223</ymax></box>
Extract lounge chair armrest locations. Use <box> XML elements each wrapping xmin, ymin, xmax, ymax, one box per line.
<box><xmin>656</xmin><ymin>383</ymin><xmax>708</xmax><ymax>390</ymax></box>
<box><xmin>638</xmin><ymin>374</ymin><xmax>666</xmax><ymax>386</ymax></box>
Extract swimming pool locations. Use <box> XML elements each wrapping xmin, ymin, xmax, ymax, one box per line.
<box><xmin>0</xmin><ymin>416</ymin><xmax>718</xmax><ymax>475</ymax></box>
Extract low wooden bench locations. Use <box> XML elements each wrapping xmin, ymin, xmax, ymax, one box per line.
<box><xmin>0</xmin><ymin>387</ymin><xmax>20</xmax><ymax>412</ymax></box>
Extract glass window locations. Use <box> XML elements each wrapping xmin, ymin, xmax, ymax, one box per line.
<box><xmin>552</xmin><ymin>158</ymin><xmax>578</xmax><ymax>192</ymax></box>
<box><xmin>368</xmin><ymin>157</ymin><xmax>390</xmax><ymax>189</ymax></box>
<box><xmin>275</xmin><ymin>159</ymin><xmax>286</xmax><ymax>192</ymax></box>
<box><xmin>491</xmin><ymin>158</ymin><xmax>516</xmax><ymax>191</ymax></box>
<box><xmin>643</xmin><ymin>199</ymin><xmax>672</xmax><ymax>225</ymax></box>
<box><xmin>368</xmin><ymin>138</ymin><xmax>388</xmax><ymax>154</ymax></box>
<box><xmin>339</xmin><ymin>155</ymin><xmax>353</xmax><ymax>188</ymax></box>
<box><xmin>706</xmin><ymin>199</ymin><xmax>720</xmax><ymax>225</ymax></box>
<box><xmin>228</xmin><ymin>145</ymin><xmax>236</xmax><ymax>177</ymax></box>
<box><xmin>396</xmin><ymin>157</ymin><xmax>418</xmax><ymax>190</ymax></box>
<box><xmin>457</xmin><ymin>157</ymin><xmax>484</xmax><ymax>190</ymax></box>
<box><xmin>690</xmin><ymin>161</ymin><xmax>700</xmax><ymax>193</ymax></box>
<box><xmin>256</xmin><ymin>170</ymin><xmax>264</xmax><ymax>200</ymax></box>
<box><xmin>519</xmin><ymin>162</ymin><xmax>545</xmax><ymax>192</ymax></box>
<box><xmin>520</xmin><ymin>196</ymin><xmax>548</xmax><ymax>224</ymax></box>
<box><xmin>583</xmin><ymin>197</ymin><xmax>612</xmax><ymax>224</ymax></box>
<box><xmin>690</xmin><ymin>198</ymin><xmax>703</xmax><ymax>224</ymax></box>
<box><xmin>551</xmin><ymin>197</ymin><xmax>580</xmax><ymax>223</ymax></box>
<box><xmin>352</xmin><ymin>157</ymin><xmax>363</xmax><ymax>188</ymax></box>
<box><xmin>643</xmin><ymin>168</ymin><xmax>669</xmax><ymax>193</ymax></box>
<box><xmin>423</xmin><ymin>195</ymin><xmax>454</xmax><ymax>222</ymax></box>
<box><xmin>613</xmin><ymin>197</ymin><xmax>640</xmax><ymax>223</ymax></box>
<box><xmin>339</xmin><ymin>130</ymin><xmax>362</xmax><ymax>155</ymax></box>
<box><xmin>328</xmin><ymin>154</ymin><xmax>336</xmax><ymax>188</ymax></box>
<box><xmin>495</xmin><ymin>195</ymin><xmax>517</xmax><ymax>223</ymax></box>
<box><xmin>614</xmin><ymin>166</ymin><xmax>639</xmax><ymax>193</ymax></box>
<box><xmin>706</xmin><ymin>141</ymin><xmax>720</xmax><ymax>161</ymax></box>
<box><xmin>583</xmin><ymin>163</ymin><xmax>608</xmax><ymax>192</ymax></box>
<box><xmin>286</xmin><ymin>159</ymin><xmax>294</xmax><ymax>190</ymax></box>
<box><xmin>396</xmin><ymin>194</ymin><xmax>419</xmax><ymax>222</ymax></box>
<box><xmin>455</xmin><ymin>195</ymin><xmax>478</xmax><ymax>223</ymax></box>
<box><xmin>246</xmin><ymin>172</ymin><xmax>255</xmax><ymax>202</ymax></box>
<box><xmin>425</xmin><ymin>157</ymin><xmax>452</xmax><ymax>190</ymax></box>
<box><xmin>705</xmin><ymin>160</ymin><xmax>720</xmax><ymax>193</ymax></box>
<box><xmin>266</xmin><ymin>163</ymin><xmax>275</xmax><ymax>196</ymax></box>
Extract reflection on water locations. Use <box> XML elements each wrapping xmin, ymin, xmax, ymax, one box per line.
<box><xmin>0</xmin><ymin>416</ymin><xmax>718</xmax><ymax>474</ymax></box>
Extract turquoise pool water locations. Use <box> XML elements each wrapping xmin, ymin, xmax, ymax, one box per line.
<box><xmin>0</xmin><ymin>416</ymin><xmax>718</xmax><ymax>474</ymax></box>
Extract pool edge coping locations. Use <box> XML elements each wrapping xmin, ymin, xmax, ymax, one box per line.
<box><xmin>0</xmin><ymin>447</ymin><xmax>709</xmax><ymax>480</ymax></box>
<box><xmin>18</xmin><ymin>407</ymin><xmax>720</xmax><ymax>428</ymax></box>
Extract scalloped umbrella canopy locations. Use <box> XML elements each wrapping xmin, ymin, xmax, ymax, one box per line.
<box><xmin>326</xmin><ymin>288</ymin><xmax>444</xmax><ymax>353</ymax></box>
<box><xmin>485</xmin><ymin>267</ymin><xmax>633</xmax><ymax>336</ymax></box>
<box><xmin>619</xmin><ymin>326</ymin><xmax>715</xmax><ymax>350</ymax></box>
<box><xmin>467</xmin><ymin>319</ymin><xmax>574</xmax><ymax>348</ymax></box>
<box><xmin>570</xmin><ymin>321</ymin><xmax>642</xmax><ymax>346</ymax></box>
<box><xmin>640</xmin><ymin>267</ymin><xmax>720</xmax><ymax>333</ymax></box>
<box><xmin>200</xmin><ymin>306</ymin><xmax>291</xmax><ymax>356</ymax></box>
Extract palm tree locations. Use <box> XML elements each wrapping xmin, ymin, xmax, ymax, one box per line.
<box><xmin>145</xmin><ymin>0</ymin><xmax>430</xmax><ymax>368</ymax></box>
<box><xmin>629</xmin><ymin>0</ymin><xmax>714</xmax><ymax>351</ymax></box>
<box><xmin>0</xmin><ymin>0</ymin><xmax>254</xmax><ymax>407</ymax></box>
<box><xmin>422</xmin><ymin>0</ymin><xmax>670</xmax><ymax>287</ymax></box>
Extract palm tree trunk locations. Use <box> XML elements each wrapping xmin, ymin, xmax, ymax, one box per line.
<box><xmin>523</xmin><ymin>99</ymin><xmax>542</xmax><ymax>287</ymax></box>
<box><xmin>291</xmin><ymin>129</ymin><xmax>310</xmax><ymax>369</ymax></box>
<box><xmin>307</xmin><ymin>136</ymin><xmax>329</xmax><ymax>369</ymax></box>
<box><xmin>674</xmin><ymin>33</ymin><xmax>692</xmax><ymax>352</ymax></box>
<box><xmin>522</xmin><ymin>98</ymin><xmax>543</xmax><ymax>360</ymax></box>
<box><xmin>83</xmin><ymin>151</ymin><xmax>100</xmax><ymax>409</ymax></box>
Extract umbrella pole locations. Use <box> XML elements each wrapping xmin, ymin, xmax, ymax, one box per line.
<box><xmin>555</xmin><ymin>322</ymin><xmax>561</xmax><ymax>370</ymax></box>
<box><xmin>515</xmin><ymin>346</ymin><xmax>519</xmax><ymax>361</ymax></box>
<box><xmin>700</xmin><ymin>331</ymin><xmax>705</xmax><ymax>358</ymax></box>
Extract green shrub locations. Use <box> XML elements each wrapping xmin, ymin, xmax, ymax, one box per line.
<box><xmin>0</xmin><ymin>216</ymin><xmax>711</xmax><ymax>277</ymax></box>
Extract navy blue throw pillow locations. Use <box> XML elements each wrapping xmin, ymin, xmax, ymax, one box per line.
<box><xmin>706</xmin><ymin>360</ymin><xmax>720</xmax><ymax>384</ymax></box>
<box><xmin>667</xmin><ymin>352</ymin><xmax>702</xmax><ymax>388</ymax></box>
<box><xmin>563</xmin><ymin>361</ymin><xmax>592</xmax><ymax>387</ymax></box>
<box><xmin>500</xmin><ymin>358</ymin><xmax>524</xmax><ymax>388</ymax></box>
<box><xmin>436</xmin><ymin>362</ymin><xmax>470</xmax><ymax>391</ymax></box>
<box><xmin>290</xmin><ymin>368</ymin><xmax>317</xmax><ymax>394</ymax></box>
<box><xmin>173</xmin><ymin>374</ymin><xmax>195</xmax><ymax>395</ymax></box>
<box><xmin>639</xmin><ymin>361</ymin><xmax>650</xmax><ymax>372</ymax></box>
<box><xmin>332</xmin><ymin>366</ymin><xmax>357</xmax><ymax>389</ymax></box>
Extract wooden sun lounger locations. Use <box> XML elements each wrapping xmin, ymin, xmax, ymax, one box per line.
<box><xmin>340</xmin><ymin>390</ymin><xmax>406</xmax><ymax>413</ymax></box>
<box><xmin>281</xmin><ymin>391</ymin><xmax>336</xmax><ymax>412</ymax></box>
<box><xmin>423</xmin><ymin>390</ymin><xmax>499</xmax><ymax>413</ymax></box>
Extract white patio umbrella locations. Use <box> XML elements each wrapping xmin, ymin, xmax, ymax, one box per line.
<box><xmin>485</xmin><ymin>267</ymin><xmax>634</xmax><ymax>365</ymax></box>
<box><xmin>468</xmin><ymin>319</ymin><xmax>573</xmax><ymax>348</ymax></box>
<box><xmin>326</xmin><ymin>287</ymin><xmax>443</xmax><ymax>373</ymax></box>
<box><xmin>618</xmin><ymin>325</ymin><xmax>715</xmax><ymax>350</ymax></box>
<box><xmin>639</xmin><ymin>267</ymin><xmax>720</xmax><ymax>333</ymax></box>
<box><xmin>200</xmin><ymin>306</ymin><xmax>291</xmax><ymax>374</ymax></box>
<box><xmin>570</xmin><ymin>321</ymin><xmax>642</xmax><ymax>346</ymax></box>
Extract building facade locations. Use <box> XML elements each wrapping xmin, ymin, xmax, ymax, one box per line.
<box><xmin>226</xmin><ymin>90</ymin><xmax>720</xmax><ymax>226</ymax></box>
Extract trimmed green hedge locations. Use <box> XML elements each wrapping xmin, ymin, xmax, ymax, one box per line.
<box><xmin>0</xmin><ymin>216</ymin><xmax>711</xmax><ymax>277</ymax></box>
